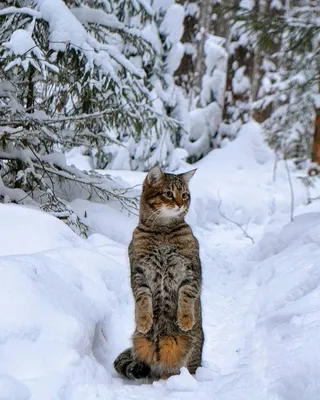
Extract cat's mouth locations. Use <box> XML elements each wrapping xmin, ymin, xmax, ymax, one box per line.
<box><xmin>161</xmin><ymin>205</ymin><xmax>185</xmax><ymax>219</ymax></box>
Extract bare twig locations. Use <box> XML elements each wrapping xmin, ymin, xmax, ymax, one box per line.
<box><xmin>217</xmin><ymin>193</ymin><xmax>255</xmax><ymax>244</ymax></box>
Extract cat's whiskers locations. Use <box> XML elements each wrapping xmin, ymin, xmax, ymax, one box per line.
<box><xmin>151</xmin><ymin>209</ymin><xmax>163</xmax><ymax>228</ymax></box>
<box><xmin>145</xmin><ymin>208</ymin><xmax>161</xmax><ymax>225</ymax></box>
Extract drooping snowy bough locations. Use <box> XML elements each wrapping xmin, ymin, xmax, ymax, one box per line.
<box><xmin>0</xmin><ymin>0</ymin><xmax>181</xmax><ymax>234</ymax></box>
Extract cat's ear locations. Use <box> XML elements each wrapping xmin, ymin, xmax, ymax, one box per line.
<box><xmin>147</xmin><ymin>165</ymin><xmax>163</xmax><ymax>183</ymax></box>
<box><xmin>180</xmin><ymin>169</ymin><xmax>197</xmax><ymax>184</ymax></box>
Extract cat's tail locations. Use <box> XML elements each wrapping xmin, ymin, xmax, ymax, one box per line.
<box><xmin>113</xmin><ymin>348</ymin><xmax>151</xmax><ymax>379</ymax></box>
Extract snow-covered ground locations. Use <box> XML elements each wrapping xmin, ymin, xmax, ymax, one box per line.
<box><xmin>1</xmin><ymin>122</ymin><xmax>320</xmax><ymax>400</ymax></box>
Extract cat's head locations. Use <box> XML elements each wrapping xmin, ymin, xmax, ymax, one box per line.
<box><xmin>139</xmin><ymin>166</ymin><xmax>196</xmax><ymax>226</ymax></box>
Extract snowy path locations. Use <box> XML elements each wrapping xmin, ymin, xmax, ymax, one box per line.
<box><xmin>88</xmin><ymin>223</ymin><xmax>264</xmax><ymax>400</ymax></box>
<box><xmin>2</xmin><ymin>124</ymin><xmax>320</xmax><ymax>400</ymax></box>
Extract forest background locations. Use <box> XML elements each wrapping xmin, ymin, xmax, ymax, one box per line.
<box><xmin>0</xmin><ymin>0</ymin><xmax>319</xmax><ymax>233</ymax></box>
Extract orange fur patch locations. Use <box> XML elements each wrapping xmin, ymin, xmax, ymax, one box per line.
<box><xmin>160</xmin><ymin>374</ymin><xmax>172</xmax><ymax>380</ymax></box>
<box><xmin>133</xmin><ymin>336</ymin><xmax>153</xmax><ymax>364</ymax></box>
<box><xmin>159</xmin><ymin>335</ymin><xmax>189</xmax><ymax>368</ymax></box>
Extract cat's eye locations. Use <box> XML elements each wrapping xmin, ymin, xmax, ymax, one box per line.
<box><xmin>182</xmin><ymin>192</ymin><xmax>188</xmax><ymax>199</ymax></box>
<box><xmin>165</xmin><ymin>190</ymin><xmax>174</xmax><ymax>199</ymax></box>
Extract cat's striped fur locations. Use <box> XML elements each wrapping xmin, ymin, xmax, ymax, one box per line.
<box><xmin>114</xmin><ymin>166</ymin><xmax>204</xmax><ymax>380</ymax></box>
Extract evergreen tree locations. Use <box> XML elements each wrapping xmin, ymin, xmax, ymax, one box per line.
<box><xmin>0</xmin><ymin>0</ymin><xmax>178</xmax><ymax>233</ymax></box>
<box><xmin>219</xmin><ymin>0</ymin><xmax>255</xmax><ymax>143</ymax></box>
<box><xmin>142</xmin><ymin>0</ymin><xmax>189</xmax><ymax>170</ymax></box>
<box><xmin>162</xmin><ymin>0</ymin><xmax>228</xmax><ymax>162</ymax></box>
<box><xmin>235</xmin><ymin>1</ymin><xmax>319</xmax><ymax>166</ymax></box>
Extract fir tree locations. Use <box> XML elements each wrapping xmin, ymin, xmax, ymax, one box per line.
<box><xmin>0</xmin><ymin>0</ymin><xmax>178</xmax><ymax>233</ymax></box>
<box><xmin>238</xmin><ymin>0</ymin><xmax>319</xmax><ymax>166</ymax></box>
<box><xmin>219</xmin><ymin>0</ymin><xmax>255</xmax><ymax>143</ymax></box>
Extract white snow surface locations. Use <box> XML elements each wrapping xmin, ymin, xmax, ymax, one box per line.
<box><xmin>35</xmin><ymin>0</ymin><xmax>144</xmax><ymax>79</ymax></box>
<box><xmin>1</xmin><ymin>123</ymin><xmax>320</xmax><ymax>399</ymax></box>
<box><xmin>4</xmin><ymin>29</ymin><xmax>36</xmax><ymax>56</ymax></box>
<box><xmin>159</xmin><ymin>4</ymin><xmax>184</xmax><ymax>44</ymax></box>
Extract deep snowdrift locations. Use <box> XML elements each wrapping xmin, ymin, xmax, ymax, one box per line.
<box><xmin>1</xmin><ymin>122</ymin><xmax>320</xmax><ymax>400</ymax></box>
<box><xmin>0</xmin><ymin>205</ymin><xmax>132</xmax><ymax>399</ymax></box>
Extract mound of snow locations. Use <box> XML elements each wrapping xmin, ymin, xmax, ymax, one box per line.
<box><xmin>198</xmin><ymin>121</ymin><xmax>273</xmax><ymax>169</ymax></box>
<box><xmin>0</xmin><ymin>204</ymin><xmax>133</xmax><ymax>400</ymax></box>
<box><xmin>166</xmin><ymin>368</ymin><xmax>198</xmax><ymax>391</ymax></box>
<box><xmin>70</xmin><ymin>199</ymin><xmax>137</xmax><ymax>245</ymax></box>
<box><xmin>253</xmin><ymin>212</ymin><xmax>320</xmax><ymax>261</ymax></box>
<box><xmin>4</xmin><ymin>29</ymin><xmax>38</xmax><ymax>57</ymax></box>
<box><xmin>241</xmin><ymin>213</ymin><xmax>320</xmax><ymax>399</ymax></box>
<box><xmin>0</xmin><ymin>205</ymin><xmax>86</xmax><ymax>256</ymax></box>
<box><xmin>195</xmin><ymin>367</ymin><xmax>219</xmax><ymax>382</ymax></box>
<box><xmin>0</xmin><ymin>375</ymin><xmax>30</xmax><ymax>400</ymax></box>
<box><xmin>184</xmin><ymin>122</ymin><xmax>307</xmax><ymax>233</ymax></box>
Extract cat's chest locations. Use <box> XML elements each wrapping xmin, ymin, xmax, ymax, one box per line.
<box><xmin>143</xmin><ymin>245</ymin><xmax>187</xmax><ymax>282</ymax></box>
<box><xmin>139</xmin><ymin>232</ymin><xmax>189</xmax><ymax>256</ymax></box>
<box><xmin>130</xmin><ymin>224</ymin><xmax>197</xmax><ymax>269</ymax></box>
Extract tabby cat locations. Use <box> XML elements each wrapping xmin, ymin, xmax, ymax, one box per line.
<box><xmin>114</xmin><ymin>166</ymin><xmax>204</xmax><ymax>380</ymax></box>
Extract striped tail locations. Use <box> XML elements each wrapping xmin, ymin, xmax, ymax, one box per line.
<box><xmin>113</xmin><ymin>348</ymin><xmax>151</xmax><ymax>379</ymax></box>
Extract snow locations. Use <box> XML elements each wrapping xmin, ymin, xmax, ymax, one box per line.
<box><xmin>2</xmin><ymin>122</ymin><xmax>320</xmax><ymax>399</ymax></box>
<box><xmin>271</xmin><ymin>0</ymin><xmax>284</xmax><ymax>10</ymax></box>
<box><xmin>3</xmin><ymin>29</ymin><xmax>49</xmax><ymax>73</ymax></box>
<box><xmin>0</xmin><ymin>206</ymin><xmax>87</xmax><ymax>256</ymax></box>
<box><xmin>152</xmin><ymin>0</ymin><xmax>175</xmax><ymax>13</ymax></box>
<box><xmin>232</xmin><ymin>66</ymin><xmax>250</xmax><ymax>95</ymax></box>
<box><xmin>0</xmin><ymin>375</ymin><xmax>30</xmax><ymax>400</ymax></box>
<box><xmin>201</xmin><ymin>35</ymin><xmax>227</xmax><ymax>108</ymax></box>
<box><xmin>181</xmin><ymin>34</ymin><xmax>227</xmax><ymax>160</ymax></box>
<box><xmin>36</xmin><ymin>0</ymin><xmax>144</xmax><ymax>79</ymax></box>
<box><xmin>141</xmin><ymin>23</ymin><xmax>163</xmax><ymax>55</ymax></box>
<box><xmin>185</xmin><ymin>3</ymin><xmax>199</xmax><ymax>18</ymax></box>
<box><xmin>0</xmin><ymin>7</ymin><xmax>41</xmax><ymax>18</ymax></box>
<box><xmin>159</xmin><ymin>4</ymin><xmax>184</xmax><ymax>45</ymax></box>
<box><xmin>136</xmin><ymin>0</ymin><xmax>154</xmax><ymax>16</ymax></box>
<box><xmin>185</xmin><ymin>102</ymin><xmax>222</xmax><ymax>160</ymax></box>
<box><xmin>166</xmin><ymin>41</ymin><xmax>184</xmax><ymax>73</ymax></box>
<box><xmin>4</xmin><ymin>29</ymin><xmax>36</xmax><ymax>56</ymax></box>
<box><xmin>165</xmin><ymin>368</ymin><xmax>198</xmax><ymax>391</ymax></box>
<box><xmin>71</xmin><ymin>6</ymin><xmax>143</xmax><ymax>39</ymax></box>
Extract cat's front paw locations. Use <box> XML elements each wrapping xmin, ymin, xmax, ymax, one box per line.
<box><xmin>136</xmin><ymin>311</ymin><xmax>153</xmax><ymax>334</ymax></box>
<box><xmin>177</xmin><ymin>310</ymin><xmax>195</xmax><ymax>331</ymax></box>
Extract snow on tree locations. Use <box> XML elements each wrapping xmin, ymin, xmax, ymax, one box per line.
<box><xmin>218</xmin><ymin>0</ymin><xmax>255</xmax><ymax>144</ymax></box>
<box><xmin>182</xmin><ymin>34</ymin><xmax>227</xmax><ymax>162</ymax></box>
<box><xmin>213</xmin><ymin>0</ymin><xmax>320</xmax><ymax>173</ymax></box>
<box><xmin>0</xmin><ymin>0</ymin><xmax>179</xmax><ymax>234</ymax></box>
<box><xmin>173</xmin><ymin>0</ymin><xmax>198</xmax><ymax>95</ymax></box>
<box><xmin>141</xmin><ymin>0</ymin><xmax>189</xmax><ymax>170</ymax></box>
<box><xmin>156</xmin><ymin>0</ymin><xmax>228</xmax><ymax>162</ymax></box>
<box><xmin>242</xmin><ymin>0</ymin><xmax>320</xmax><ymax>166</ymax></box>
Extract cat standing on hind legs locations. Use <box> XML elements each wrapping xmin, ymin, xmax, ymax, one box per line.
<box><xmin>114</xmin><ymin>166</ymin><xmax>204</xmax><ymax>380</ymax></box>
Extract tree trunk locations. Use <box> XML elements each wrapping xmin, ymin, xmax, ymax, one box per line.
<box><xmin>194</xmin><ymin>0</ymin><xmax>213</xmax><ymax>92</ymax></box>
<box><xmin>309</xmin><ymin>72</ymin><xmax>320</xmax><ymax>174</ymax></box>
<box><xmin>308</xmin><ymin>11</ymin><xmax>320</xmax><ymax>172</ymax></box>
<box><xmin>26</xmin><ymin>67</ymin><xmax>34</xmax><ymax>113</ymax></box>
<box><xmin>174</xmin><ymin>0</ymin><xmax>199</xmax><ymax>98</ymax></box>
<box><xmin>211</xmin><ymin>0</ymin><xmax>229</xmax><ymax>38</ymax></box>
<box><xmin>311</xmin><ymin>105</ymin><xmax>320</xmax><ymax>164</ymax></box>
<box><xmin>222</xmin><ymin>0</ymin><xmax>255</xmax><ymax>131</ymax></box>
